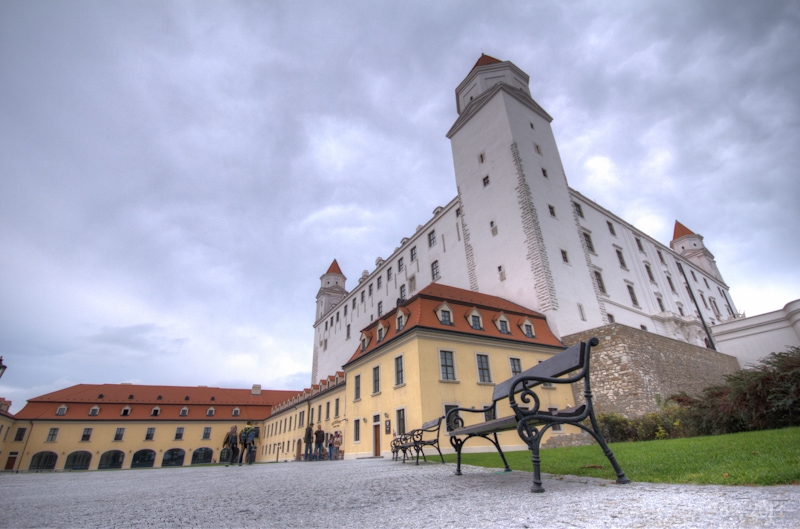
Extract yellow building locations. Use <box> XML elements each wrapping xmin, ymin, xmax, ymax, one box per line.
<box><xmin>265</xmin><ymin>284</ymin><xmax>577</xmax><ymax>460</ymax></box>
<box><xmin>5</xmin><ymin>384</ymin><xmax>296</xmax><ymax>471</ymax></box>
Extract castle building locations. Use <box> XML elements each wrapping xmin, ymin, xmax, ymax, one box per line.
<box><xmin>312</xmin><ymin>55</ymin><xmax>738</xmax><ymax>384</ymax></box>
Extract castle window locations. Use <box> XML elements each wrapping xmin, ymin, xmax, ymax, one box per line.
<box><xmin>395</xmin><ymin>355</ymin><xmax>404</xmax><ymax>386</ymax></box>
<box><xmin>703</xmin><ymin>278</ymin><xmax>710</xmax><ymax>289</ymax></box>
<box><xmin>114</xmin><ymin>428</ymin><xmax>125</xmax><ymax>441</ymax></box>
<box><xmin>354</xmin><ymin>375</ymin><xmax>361</xmax><ymax>400</ymax></box>
<box><xmin>700</xmin><ymin>292</ymin><xmax>709</xmax><ymax>309</ymax></box>
<box><xmin>56</xmin><ymin>405</ymin><xmax>67</xmax><ymax>416</ymax></box>
<box><xmin>645</xmin><ymin>264</ymin><xmax>655</xmax><ymax>282</ymax></box>
<box><xmin>578</xmin><ymin>303</ymin><xmax>586</xmax><ymax>321</ymax></box>
<box><xmin>530</xmin><ymin>122</ymin><xmax>535</xmax><ymax>129</ymax></box>
<box><xmin>203</xmin><ymin>427</ymin><xmax>212</xmax><ymax>440</ymax></box>
<box><xmin>440</xmin><ymin>350</ymin><xmax>456</xmax><ymax>381</ymax></box>
<box><xmin>410</xmin><ymin>247</ymin><xmax>417</xmax><ymax>262</ymax></box>
<box><xmin>352</xmin><ymin>298</ymin><xmax>357</xmax><ymax>310</ymax></box>
<box><xmin>549</xmin><ymin>205</ymin><xmax>556</xmax><ymax>217</ymax></box>
<box><xmin>691</xmin><ymin>270</ymin><xmax>697</xmax><ymax>282</ymax></box>
<box><xmin>431</xmin><ymin>260</ymin><xmax>440</xmax><ymax>281</ymax></box>
<box><xmin>409</xmin><ymin>275</ymin><xmax>416</xmax><ymax>292</ymax></box>
<box><xmin>658</xmin><ymin>250</ymin><xmax>665</xmax><ymax>264</ymax></box>
<box><xmin>607</xmin><ymin>313</ymin><xmax>615</xmax><ymax>323</ymax></box>
<box><xmin>583</xmin><ymin>232</ymin><xmax>595</xmax><ymax>253</ymax></box>
<box><xmin>524</xmin><ymin>324</ymin><xmax>534</xmax><ymax>338</ymax></box>
<box><xmin>616</xmin><ymin>249</ymin><xmax>627</xmax><ymax>268</ymax></box>
<box><xmin>483</xmin><ymin>176</ymin><xmax>490</xmax><ymax>187</ymax></box>
<box><xmin>440</xmin><ymin>309</ymin><xmax>451</xmax><ymax>325</ymax></box>
<box><xmin>346</xmin><ymin>324</ymin><xmax>351</xmax><ymax>339</ymax></box>
<box><xmin>678</xmin><ymin>305</ymin><xmax>685</xmax><ymax>316</ymax></box>
<box><xmin>336</xmin><ymin>311</ymin><xmax>340</xmax><ymax>322</ymax></box>
<box><xmin>14</xmin><ymin>428</ymin><xmax>27</xmax><ymax>441</ymax></box>
<box><xmin>369</xmin><ymin>284</ymin><xmax>373</xmax><ymax>296</ymax></box>
<box><xmin>378</xmin><ymin>301</ymin><xmax>383</xmax><ymax>317</ymax></box>
<box><xmin>640</xmin><ymin>325</ymin><xmax>648</xmax><ymax>331</ymax></box>
<box><xmin>510</xmin><ymin>357</ymin><xmax>522</xmax><ymax>376</ymax></box>
<box><xmin>476</xmin><ymin>354</ymin><xmax>492</xmax><ymax>383</ymax></box>
<box><xmin>428</xmin><ymin>230</ymin><xmax>436</xmax><ymax>247</ymax></box>
<box><xmin>627</xmin><ymin>284</ymin><xmax>639</xmax><ymax>307</ymax></box>
<box><xmin>478</xmin><ymin>153</ymin><xmax>485</xmax><ymax>163</ymax></box>
<box><xmin>398</xmin><ymin>257</ymin><xmax>404</xmax><ymax>272</ymax></box>
<box><xmin>400</xmin><ymin>284</ymin><xmax>406</xmax><ymax>300</ymax></box>
<box><xmin>657</xmin><ymin>297</ymin><xmax>665</xmax><ymax>312</ymax></box>
<box><xmin>344</xmin><ymin>305</ymin><xmax>347</xmax><ymax>316</ymax></box>
<box><xmin>534</xmin><ymin>143</ymin><xmax>543</xmax><ymax>155</ymax></box>
<box><xmin>573</xmin><ymin>202</ymin><xmax>584</xmax><ymax>218</ymax></box>
<box><xmin>361</xmin><ymin>290</ymin><xmax>365</xmax><ymax>302</ymax></box>
<box><xmin>372</xmin><ymin>366</ymin><xmax>380</xmax><ymax>394</ymax></box>
<box><xmin>636</xmin><ymin>238</ymin><xmax>644</xmax><ymax>252</ymax></box>
<box><xmin>561</xmin><ymin>250</ymin><xmax>569</xmax><ymax>263</ymax></box>
<box><xmin>81</xmin><ymin>428</ymin><xmax>92</xmax><ymax>442</ymax></box>
<box><xmin>46</xmin><ymin>428</ymin><xmax>59</xmax><ymax>442</ymax></box>
<box><xmin>387</xmin><ymin>267</ymin><xmax>392</xmax><ymax>280</ymax></box>
<box><xmin>667</xmin><ymin>275</ymin><xmax>676</xmax><ymax>292</ymax></box>
<box><xmin>542</xmin><ymin>168</ymin><xmax>548</xmax><ymax>178</ymax></box>
<box><xmin>174</xmin><ymin>427</ymin><xmax>184</xmax><ymax>440</ymax></box>
<box><xmin>145</xmin><ymin>428</ymin><xmax>155</xmax><ymax>441</ymax></box>
<box><xmin>607</xmin><ymin>221</ymin><xmax>616</xmax><ymax>236</ymax></box>
<box><xmin>594</xmin><ymin>271</ymin><xmax>607</xmax><ymax>294</ymax></box>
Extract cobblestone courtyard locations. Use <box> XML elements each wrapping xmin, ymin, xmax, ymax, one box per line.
<box><xmin>1</xmin><ymin>459</ymin><xmax>798</xmax><ymax>528</ymax></box>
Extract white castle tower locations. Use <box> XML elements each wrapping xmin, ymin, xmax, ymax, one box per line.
<box><xmin>446</xmin><ymin>54</ymin><xmax>604</xmax><ymax>337</ymax></box>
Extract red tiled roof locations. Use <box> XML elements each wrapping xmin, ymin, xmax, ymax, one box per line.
<box><xmin>672</xmin><ymin>220</ymin><xmax>695</xmax><ymax>240</ymax></box>
<box><xmin>15</xmin><ymin>384</ymin><xmax>299</xmax><ymax>422</ymax></box>
<box><xmin>345</xmin><ymin>284</ymin><xmax>561</xmax><ymax>365</ymax></box>
<box><xmin>326</xmin><ymin>259</ymin><xmax>343</xmax><ymax>275</ymax></box>
<box><xmin>472</xmin><ymin>53</ymin><xmax>502</xmax><ymax>70</ymax></box>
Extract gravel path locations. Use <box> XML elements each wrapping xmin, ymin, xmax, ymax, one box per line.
<box><xmin>1</xmin><ymin>459</ymin><xmax>798</xmax><ymax>528</ymax></box>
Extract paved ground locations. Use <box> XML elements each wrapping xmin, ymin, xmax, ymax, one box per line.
<box><xmin>1</xmin><ymin>459</ymin><xmax>798</xmax><ymax>528</ymax></box>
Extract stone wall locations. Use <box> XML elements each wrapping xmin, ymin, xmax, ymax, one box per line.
<box><xmin>562</xmin><ymin>323</ymin><xmax>740</xmax><ymax>417</ymax></box>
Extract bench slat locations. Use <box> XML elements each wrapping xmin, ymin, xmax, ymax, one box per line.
<box><xmin>491</xmin><ymin>342</ymin><xmax>584</xmax><ymax>401</ymax></box>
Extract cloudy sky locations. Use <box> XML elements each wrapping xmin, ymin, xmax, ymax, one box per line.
<box><xmin>2</xmin><ymin>1</ymin><xmax>798</xmax><ymax>414</ymax></box>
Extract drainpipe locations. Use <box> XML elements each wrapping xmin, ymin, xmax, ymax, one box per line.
<box><xmin>677</xmin><ymin>262</ymin><xmax>717</xmax><ymax>350</ymax></box>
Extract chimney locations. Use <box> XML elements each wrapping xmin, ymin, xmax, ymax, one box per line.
<box><xmin>251</xmin><ymin>384</ymin><xmax>262</xmax><ymax>396</ymax></box>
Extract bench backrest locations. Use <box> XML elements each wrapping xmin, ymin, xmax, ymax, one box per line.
<box><xmin>491</xmin><ymin>341</ymin><xmax>587</xmax><ymax>402</ymax></box>
<box><xmin>420</xmin><ymin>417</ymin><xmax>443</xmax><ymax>432</ymax></box>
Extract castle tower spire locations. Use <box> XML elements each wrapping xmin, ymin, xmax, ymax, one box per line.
<box><xmin>316</xmin><ymin>259</ymin><xmax>347</xmax><ymax>321</ymax></box>
<box><xmin>670</xmin><ymin>221</ymin><xmax>723</xmax><ymax>281</ymax></box>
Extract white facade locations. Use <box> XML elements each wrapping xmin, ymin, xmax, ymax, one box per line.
<box><xmin>712</xmin><ymin>299</ymin><xmax>800</xmax><ymax>368</ymax></box>
<box><xmin>311</xmin><ymin>56</ymin><xmax>739</xmax><ymax>383</ymax></box>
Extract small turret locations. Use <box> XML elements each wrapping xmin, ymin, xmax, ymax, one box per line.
<box><xmin>670</xmin><ymin>221</ymin><xmax>723</xmax><ymax>281</ymax></box>
<box><xmin>316</xmin><ymin>259</ymin><xmax>347</xmax><ymax>321</ymax></box>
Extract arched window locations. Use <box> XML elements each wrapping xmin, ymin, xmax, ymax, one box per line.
<box><xmin>179</xmin><ymin>407</ymin><xmax>189</xmax><ymax>417</ymax></box>
<box><xmin>206</xmin><ymin>407</ymin><xmax>215</xmax><ymax>417</ymax></box>
<box><xmin>29</xmin><ymin>451</ymin><xmax>58</xmax><ymax>471</ymax></box>
<box><xmin>150</xmin><ymin>407</ymin><xmax>160</xmax><ymax>417</ymax></box>
<box><xmin>98</xmin><ymin>450</ymin><xmax>125</xmax><ymax>469</ymax></box>
<box><xmin>64</xmin><ymin>451</ymin><xmax>92</xmax><ymax>470</ymax></box>
<box><xmin>55</xmin><ymin>405</ymin><xmax>68</xmax><ymax>416</ymax></box>
<box><xmin>232</xmin><ymin>408</ymin><xmax>240</xmax><ymax>417</ymax></box>
<box><xmin>131</xmin><ymin>449</ymin><xmax>156</xmax><ymax>468</ymax></box>
<box><xmin>88</xmin><ymin>406</ymin><xmax>100</xmax><ymax>416</ymax></box>
<box><xmin>162</xmin><ymin>448</ymin><xmax>185</xmax><ymax>467</ymax></box>
<box><xmin>191</xmin><ymin>447</ymin><xmax>214</xmax><ymax>465</ymax></box>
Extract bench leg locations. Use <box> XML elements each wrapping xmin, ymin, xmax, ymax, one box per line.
<box><xmin>530</xmin><ymin>448</ymin><xmax>545</xmax><ymax>493</ymax></box>
<box><xmin>449</xmin><ymin>437</ymin><xmax>464</xmax><ymax>476</ymax></box>
<box><xmin>582</xmin><ymin>416</ymin><xmax>631</xmax><ymax>485</ymax></box>
<box><xmin>490</xmin><ymin>432</ymin><xmax>511</xmax><ymax>472</ymax></box>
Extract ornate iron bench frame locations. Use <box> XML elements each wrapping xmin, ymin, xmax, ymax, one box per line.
<box><xmin>396</xmin><ymin>416</ymin><xmax>445</xmax><ymax>465</ymax></box>
<box><xmin>446</xmin><ymin>337</ymin><xmax>631</xmax><ymax>492</ymax></box>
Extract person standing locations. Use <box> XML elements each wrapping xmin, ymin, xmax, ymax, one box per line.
<box><xmin>314</xmin><ymin>424</ymin><xmax>325</xmax><ymax>461</ymax></box>
<box><xmin>333</xmin><ymin>431</ymin><xmax>342</xmax><ymax>460</ymax></box>
<box><xmin>327</xmin><ymin>433</ymin><xmax>335</xmax><ymax>461</ymax></box>
<box><xmin>304</xmin><ymin>423</ymin><xmax>314</xmax><ymax>461</ymax></box>
<box><xmin>222</xmin><ymin>426</ymin><xmax>239</xmax><ymax>467</ymax></box>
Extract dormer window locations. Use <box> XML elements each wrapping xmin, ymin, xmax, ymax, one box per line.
<box><xmin>467</xmin><ymin>308</ymin><xmax>484</xmax><ymax>331</ymax></box>
<box><xmin>89</xmin><ymin>406</ymin><xmax>100</xmax><ymax>417</ymax></box>
<box><xmin>180</xmin><ymin>407</ymin><xmax>188</xmax><ymax>417</ymax></box>
<box><xmin>524</xmin><ymin>324</ymin><xmax>534</xmax><ymax>338</ymax></box>
<box><xmin>157</xmin><ymin>395</ymin><xmax>162</xmax><ymax>400</ymax></box>
<box><xmin>361</xmin><ymin>338</ymin><xmax>367</xmax><ymax>351</ymax></box>
<box><xmin>494</xmin><ymin>313</ymin><xmax>511</xmax><ymax>334</ymax></box>
<box><xmin>232</xmin><ymin>408</ymin><xmax>240</xmax><ymax>417</ymax></box>
<box><xmin>184</xmin><ymin>396</ymin><xmax>190</xmax><ymax>401</ymax></box>
<box><xmin>56</xmin><ymin>405</ymin><xmax>67</xmax><ymax>416</ymax></box>
<box><xmin>151</xmin><ymin>407</ymin><xmax>160</xmax><ymax>417</ymax></box>
<box><xmin>207</xmin><ymin>408</ymin><xmax>215</xmax><ymax>417</ymax></box>
<box><xmin>121</xmin><ymin>406</ymin><xmax>131</xmax><ymax>416</ymax></box>
<box><xmin>441</xmin><ymin>310</ymin><xmax>451</xmax><ymax>325</ymax></box>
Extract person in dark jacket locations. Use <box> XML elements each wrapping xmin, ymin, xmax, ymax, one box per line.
<box><xmin>304</xmin><ymin>423</ymin><xmax>314</xmax><ymax>461</ymax></box>
<box><xmin>314</xmin><ymin>424</ymin><xmax>325</xmax><ymax>461</ymax></box>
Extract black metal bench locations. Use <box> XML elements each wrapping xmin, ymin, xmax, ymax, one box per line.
<box><xmin>446</xmin><ymin>337</ymin><xmax>630</xmax><ymax>492</ymax></box>
<box><xmin>391</xmin><ymin>432</ymin><xmax>413</xmax><ymax>461</ymax></box>
<box><xmin>398</xmin><ymin>416</ymin><xmax>445</xmax><ymax>465</ymax></box>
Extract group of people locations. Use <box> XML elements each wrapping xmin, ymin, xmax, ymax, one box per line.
<box><xmin>222</xmin><ymin>422</ymin><xmax>258</xmax><ymax>466</ymax></box>
<box><xmin>303</xmin><ymin>423</ymin><xmax>341</xmax><ymax>461</ymax></box>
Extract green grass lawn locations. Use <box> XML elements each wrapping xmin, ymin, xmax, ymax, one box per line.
<box><xmin>441</xmin><ymin>426</ymin><xmax>800</xmax><ymax>486</ymax></box>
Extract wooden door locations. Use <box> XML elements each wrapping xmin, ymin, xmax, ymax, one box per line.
<box><xmin>373</xmin><ymin>424</ymin><xmax>380</xmax><ymax>456</ymax></box>
<box><xmin>5</xmin><ymin>454</ymin><xmax>17</xmax><ymax>470</ymax></box>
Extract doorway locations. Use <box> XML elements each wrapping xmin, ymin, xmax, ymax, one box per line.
<box><xmin>373</xmin><ymin>414</ymin><xmax>381</xmax><ymax>456</ymax></box>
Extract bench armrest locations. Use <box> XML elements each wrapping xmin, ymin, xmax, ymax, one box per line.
<box><xmin>507</xmin><ymin>368</ymin><xmax>587</xmax><ymax>418</ymax></box>
<box><xmin>446</xmin><ymin>403</ymin><xmax>496</xmax><ymax>432</ymax></box>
